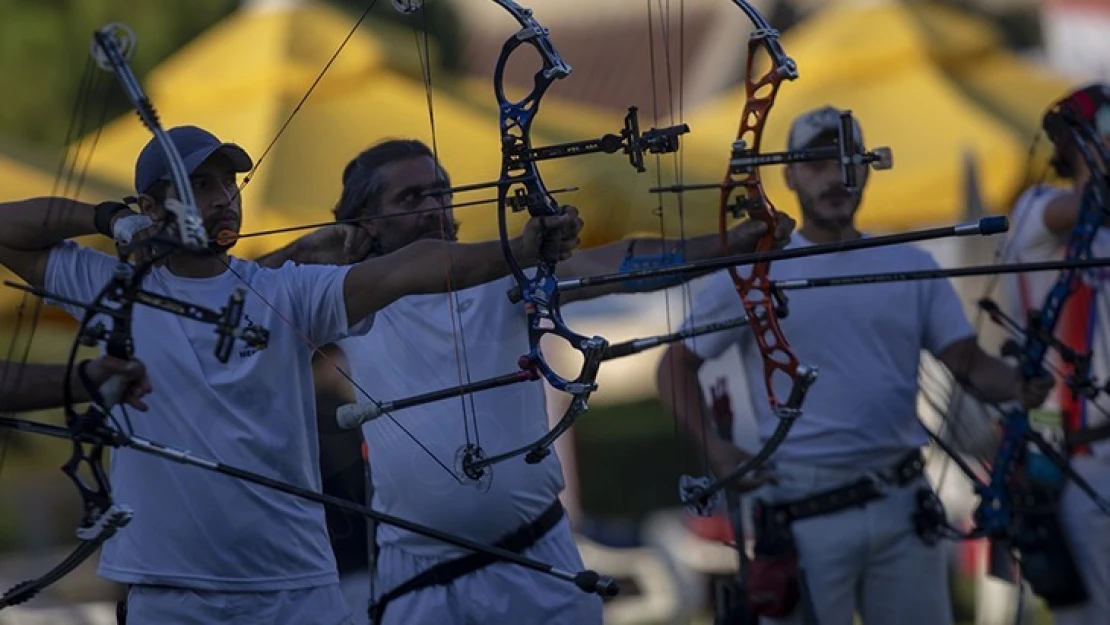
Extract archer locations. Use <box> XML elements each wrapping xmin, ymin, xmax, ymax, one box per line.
<box><xmin>656</xmin><ymin>106</ymin><xmax>1053</xmax><ymax>625</ymax></box>
<box><xmin>254</xmin><ymin>137</ymin><xmax>794</xmax><ymax>625</ymax></box>
<box><xmin>998</xmin><ymin>82</ymin><xmax>1110</xmax><ymax>624</ymax></box>
<box><xmin>0</xmin><ymin>125</ymin><xmax>581</xmax><ymax>623</ymax></box>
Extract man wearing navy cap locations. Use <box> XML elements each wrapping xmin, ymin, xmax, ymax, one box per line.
<box><xmin>0</xmin><ymin>125</ymin><xmax>582</xmax><ymax>624</ymax></box>
<box><xmin>999</xmin><ymin>83</ymin><xmax>1110</xmax><ymax>624</ymax></box>
<box><xmin>657</xmin><ymin>105</ymin><xmax>1052</xmax><ymax>624</ymax></box>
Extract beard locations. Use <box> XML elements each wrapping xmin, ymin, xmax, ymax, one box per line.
<box><xmin>799</xmin><ymin>192</ymin><xmax>860</xmax><ymax>231</ymax></box>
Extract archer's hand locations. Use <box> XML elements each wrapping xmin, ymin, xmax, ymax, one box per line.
<box><xmin>726</xmin><ymin>213</ymin><xmax>795</xmax><ymax>254</ymax></box>
<box><xmin>521</xmin><ymin>206</ymin><xmax>583</xmax><ymax>264</ymax></box>
<box><xmin>705</xmin><ymin>436</ymin><xmax>777</xmax><ymax>493</ymax></box>
<box><xmin>293</xmin><ymin>224</ymin><xmax>375</xmax><ymax>265</ymax></box>
<box><xmin>110</xmin><ymin>211</ymin><xmax>161</xmax><ymax>264</ymax></box>
<box><xmin>85</xmin><ymin>356</ymin><xmax>153</xmax><ymax>411</ymax></box>
<box><xmin>1020</xmin><ymin>373</ymin><xmax>1055</xmax><ymax>409</ymax></box>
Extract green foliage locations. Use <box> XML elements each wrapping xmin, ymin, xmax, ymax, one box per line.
<box><xmin>574</xmin><ymin>397</ymin><xmax>704</xmax><ymax>521</ymax></box>
<box><xmin>0</xmin><ymin>0</ymin><xmax>237</xmax><ymax>148</ymax></box>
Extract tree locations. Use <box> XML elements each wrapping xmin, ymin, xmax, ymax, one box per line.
<box><xmin>0</xmin><ymin>0</ymin><xmax>238</xmax><ymax>149</ymax></box>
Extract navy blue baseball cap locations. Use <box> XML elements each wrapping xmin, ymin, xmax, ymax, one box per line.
<box><xmin>133</xmin><ymin>125</ymin><xmax>253</xmax><ymax>195</ymax></box>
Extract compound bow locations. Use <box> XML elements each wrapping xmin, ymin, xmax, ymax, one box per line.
<box><xmin>0</xmin><ymin>23</ymin><xmax>267</xmax><ymax>608</ymax></box>
<box><xmin>953</xmin><ymin>92</ymin><xmax>1110</xmax><ymax>608</ymax></box>
<box><xmin>642</xmin><ymin>0</ymin><xmax>893</xmax><ymax>516</ymax></box>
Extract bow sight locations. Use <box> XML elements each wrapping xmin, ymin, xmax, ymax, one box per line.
<box><xmin>426</xmin><ymin>105</ymin><xmax>689</xmax><ymax>207</ymax></box>
<box><xmin>648</xmin><ymin>110</ymin><xmax>892</xmax><ymax>204</ymax></box>
<box><xmin>502</xmin><ymin>106</ymin><xmax>689</xmax><ymax>176</ymax></box>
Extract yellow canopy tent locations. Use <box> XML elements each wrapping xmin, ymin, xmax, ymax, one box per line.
<box><xmin>73</xmin><ymin>0</ymin><xmax>590</xmax><ymax>256</ymax></box>
<box><xmin>648</xmin><ymin>2</ymin><xmax>1002</xmax><ymax>235</ymax></box>
<box><xmin>0</xmin><ymin>145</ymin><xmax>131</xmax><ymax>321</ymax></box>
<box><xmin>458</xmin><ymin>0</ymin><xmax>1080</xmax><ymax>241</ymax></box>
<box><xmin>899</xmin><ymin>2</ymin><xmax>1076</xmax><ymax>183</ymax></box>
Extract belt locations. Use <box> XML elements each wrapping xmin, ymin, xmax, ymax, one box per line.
<box><xmin>369</xmin><ymin>500</ymin><xmax>565</xmax><ymax>624</ymax></box>
<box><xmin>764</xmin><ymin>450</ymin><xmax>925</xmax><ymax>525</ymax></box>
<box><xmin>1066</xmin><ymin>422</ymin><xmax>1110</xmax><ymax>456</ymax></box>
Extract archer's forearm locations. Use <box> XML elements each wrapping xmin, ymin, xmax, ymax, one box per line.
<box><xmin>0</xmin><ymin>198</ymin><xmax>98</xmax><ymax>250</ymax></box>
<box><xmin>420</xmin><ymin>238</ymin><xmax>526</xmax><ymax>292</ymax></box>
<box><xmin>0</xmin><ymin>362</ymin><xmax>88</xmax><ymax>412</ymax></box>
<box><xmin>560</xmin><ymin>232</ymin><xmax>724</xmax><ymax>302</ymax></box>
<box><xmin>344</xmin><ymin>238</ymin><xmax>527</xmax><ymax>323</ymax></box>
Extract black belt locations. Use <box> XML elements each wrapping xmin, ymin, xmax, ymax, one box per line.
<box><xmin>1065</xmin><ymin>421</ymin><xmax>1110</xmax><ymax>454</ymax></box>
<box><xmin>764</xmin><ymin>450</ymin><xmax>926</xmax><ymax>525</ymax></box>
<box><xmin>369</xmin><ymin>500</ymin><xmax>565</xmax><ymax>624</ymax></box>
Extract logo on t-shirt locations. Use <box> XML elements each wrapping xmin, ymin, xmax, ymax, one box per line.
<box><xmin>457</xmin><ymin>298</ymin><xmax>474</xmax><ymax>314</ymax></box>
<box><xmin>239</xmin><ymin>314</ymin><xmax>261</xmax><ymax>359</ymax></box>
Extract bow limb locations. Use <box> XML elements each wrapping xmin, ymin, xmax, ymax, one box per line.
<box><xmin>92</xmin><ymin>24</ymin><xmax>207</xmax><ymax>254</ymax></box>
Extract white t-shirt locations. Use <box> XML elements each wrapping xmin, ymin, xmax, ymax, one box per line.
<box><xmin>44</xmin><ymin>241</ymin><xmax>368</xmax><ymax>591</ymax></box>
<box><xmin>338</xmin><ymin>275</ymin><xmax>564</xmax><ymax>559</ymax></box>
<box><xmin>1001</xmin><ymin>185</ymin><xmax>1110</xmax><ymax>458</ymax></box>
<box><xmin>680</xmin><ymin>233</ymin><xmax>975</xmax><ymax>468</ymax></box>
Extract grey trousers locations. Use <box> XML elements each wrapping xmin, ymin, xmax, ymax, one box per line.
<box><xmin>756</xmin><ymin>459</ymin><xmax>952</xmax><ymax>625</ymax></box>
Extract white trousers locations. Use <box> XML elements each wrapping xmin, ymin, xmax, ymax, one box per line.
<box><xmin>756</xmin><ymin>458</ymin><xmax>952</xmax><ymax>625</ymax></box>
<box><xmin>1052</xmin><ymin>455</ymin><xmax>1110</xmax><ymax>625</ymax></box>
<box><xmin>124</xmin><ymin>582</ymin><xmax>353</xmax><ymax>625</ymax></box>
<box><xmin>341</xmin><ymin>516</ymin><xmax>603</xmax><ymax>625</ymax></box>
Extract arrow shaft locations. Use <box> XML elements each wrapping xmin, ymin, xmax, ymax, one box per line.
<box><xmin>559</xmin><ymin>218</ymin><xmax>1005</xmax><ymax>292</ymax></box>
<box><xmin>774</xmin><ymin>257</ymin><xmax>1110</xmax><ymax>290</ymax></box>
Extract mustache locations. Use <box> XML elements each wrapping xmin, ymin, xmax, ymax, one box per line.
<box><xmin>820</xmin><ymin>187</ymin><xmax>855</xmax><ymax>202</ymax></box>
<box><xmin>204</xmin><ymin>210</ymin><xmax>240</xmax><ymax>225</ymax></box>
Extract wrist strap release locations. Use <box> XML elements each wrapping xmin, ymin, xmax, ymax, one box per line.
<box><xmin>94</xmin><ymin>201</ymin><xmax>132</xmax><ymax>237</ymax></box>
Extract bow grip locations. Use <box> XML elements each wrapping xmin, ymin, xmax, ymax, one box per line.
<box><xmin>97</xmin><ymin>375</ymin><xmax>126</xmax><ymax>409</ymax></box>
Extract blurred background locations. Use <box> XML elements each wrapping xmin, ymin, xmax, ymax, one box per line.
<box><xmin>0</xmin><ymin>0</ymin><xmax>1106</xmax><ymax>623</ymax></box>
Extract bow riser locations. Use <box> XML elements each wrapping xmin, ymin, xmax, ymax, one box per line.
<box><xmin>721</xmin><ymin>30</ymin><xmax>813</xmax><ymax>418</ymax></box>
